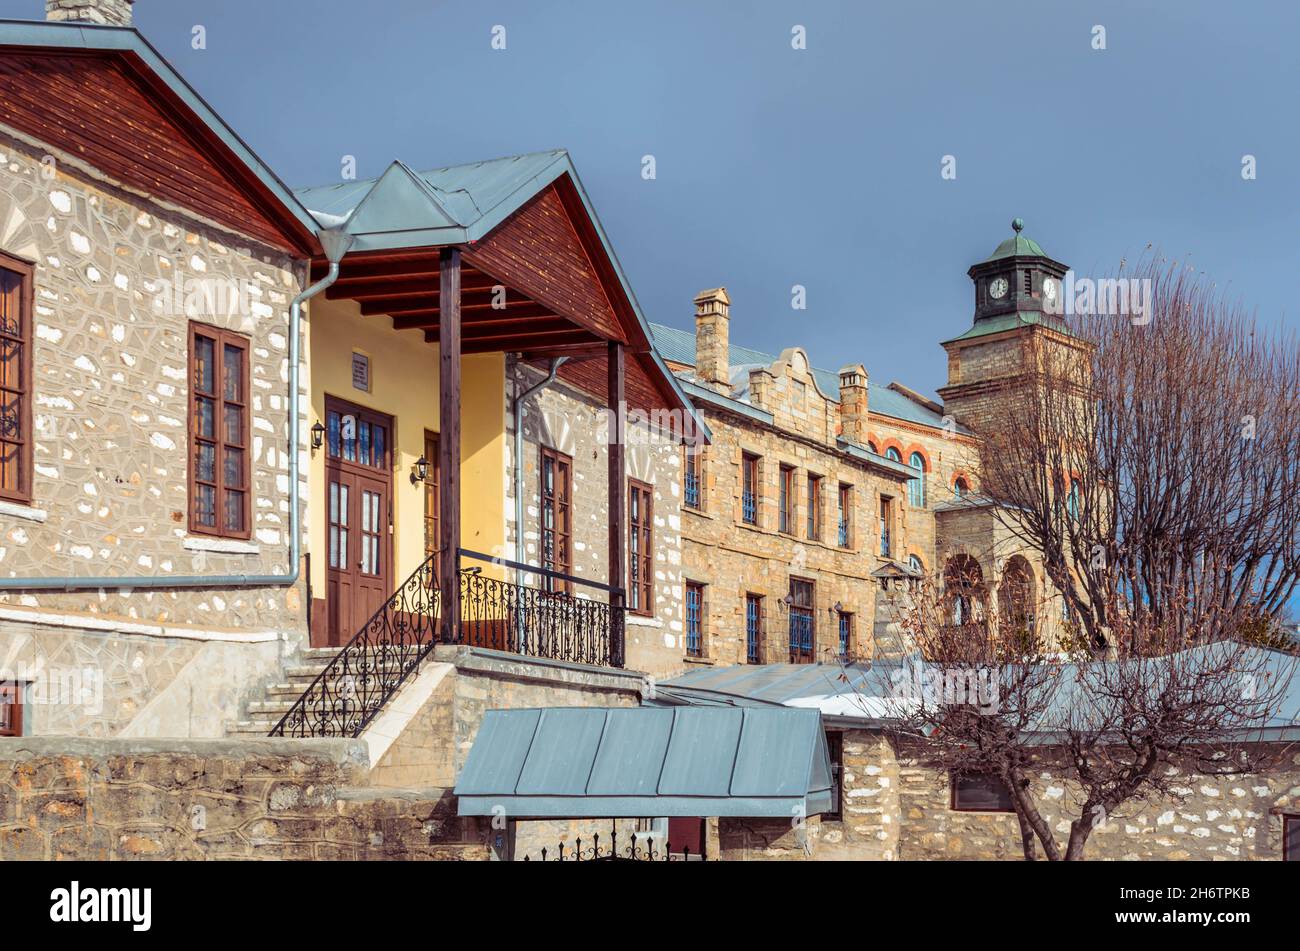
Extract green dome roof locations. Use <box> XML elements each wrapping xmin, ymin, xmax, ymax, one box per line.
<box><xmin>983</xmin><ymin>218</ymin><xmax>1047</xmax><ymax>261</ymax></box>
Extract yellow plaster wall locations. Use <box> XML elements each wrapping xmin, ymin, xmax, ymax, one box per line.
<box><xmin>304</xmin><ymin>297</ymin><xmax>506</xmax><ymax>598</ymax></box>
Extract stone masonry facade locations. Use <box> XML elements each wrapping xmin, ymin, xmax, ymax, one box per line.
<box><xmin>507</xmin><ymin>357</ymin><xmax>686</xmax><ymax>677</ymax></box>
<box><xmin>0</xmin><ymin>128</ymin><xmax>309</xmax><ymax>736</ymax></box>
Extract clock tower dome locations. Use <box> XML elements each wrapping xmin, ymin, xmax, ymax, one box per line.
<box><xmin>938</xmin><ymin>220</ymin><xmax>1079</xmax><ymax>436</ymax></box>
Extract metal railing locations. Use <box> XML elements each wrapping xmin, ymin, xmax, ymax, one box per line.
<box><xmin>270</xmin><ymin>552</ymin><xmax>439</xmax><ymax>738</ymax></box>
<box><xmin>270</xmin><ymin>549</ymin><xmax>626</xmax><ymax>737</ymax></box>
<box><xmin>460</xmin><ymin>548</ymin><xmax>625</xmax><ymax>669</ymax></box>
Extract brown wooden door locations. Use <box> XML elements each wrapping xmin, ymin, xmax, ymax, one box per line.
<box><xmin>321</xmin><ymin>398</ymin><xmax>393</xmax><ymax>647</ymax></box>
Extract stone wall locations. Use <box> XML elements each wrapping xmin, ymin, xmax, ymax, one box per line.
<box><xmin>508</xmin><ymin>358</ymin><xmax>685</xmax><ymax>677</ymax></box>
<box><xmin>895</xmin><ymin>744</ymin><xmax>1300</xmax><ymax>861</ymax></box>
<box><xmin>0</xmin><ymin>736</ymin><xmax>486</xmax><ymax>860</ymax></box>
<box><xmin>0</xmin><ymin>129</ymin><xmax>309</xmax><ymax>736</ymax></box>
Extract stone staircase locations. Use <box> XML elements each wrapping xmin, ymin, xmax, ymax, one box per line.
<box><xmin>225</xmin><ymin>647</ymin><xmax>342</xmax><ymax>737</ymax></box>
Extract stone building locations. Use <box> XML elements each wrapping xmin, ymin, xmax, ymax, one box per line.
<box><xmin>0</xmin><ymin>4</ymin><xmax>702</xmax><ymax>741</ymax></box>
<box><xmin>648</xmin><ymin>222</ymin><xmax>1079</xmax><ymax>668</ymax></box>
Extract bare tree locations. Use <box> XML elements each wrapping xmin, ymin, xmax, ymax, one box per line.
<box><xmin>885</xmin><ymin>259</ymin><xmax>1300</xmax><ymax>860</ymax></box>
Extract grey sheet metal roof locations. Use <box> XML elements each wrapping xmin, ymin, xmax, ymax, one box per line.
<box><xmin>455</xmin><ymin>706</ymin><xmax>834</xmax><ymax>818</ymax></box>
<box><xmin>649</xmin><ymin>322</ymin><xmax>968</xmax><ymax>434</ymax></box>
<box><xmin>294</xmin><ymin>150</ymin><xmax>573</xmax><ymax>250</ymax></box>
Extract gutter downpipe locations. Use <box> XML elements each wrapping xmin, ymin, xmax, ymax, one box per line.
<box><xmin>0</xmin><ymin>226</ymin><xmax>355</xmax><ymax>592</ymax></box>
<box><xmin>512</xmin><ymin>356</ymin><xmax>567</xmax><ymax>648</ymax></box>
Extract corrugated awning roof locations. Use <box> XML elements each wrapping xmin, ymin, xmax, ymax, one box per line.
<box><xmin>455</xmin><ymin>706</ymin><xmax>834</xmax><ymax>818</ymax></box>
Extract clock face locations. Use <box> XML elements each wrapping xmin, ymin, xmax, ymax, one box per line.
<box><xmin>989</xmin><ymin>277</ymin><xmax>1009</xmax><ymax>300</ymax></box>
<box><xmin>1042</xmin><ymin>278</ymin><xmax>1060</xmax><ymax>305</ymax></box>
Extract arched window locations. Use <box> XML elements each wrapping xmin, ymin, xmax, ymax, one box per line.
<box><xmin>998</xmin><ymin>556</ymin><xmax>1036</xmax><ymax>639</ymax></box>
<box><xmin>908</xmin><ymin>553</ymin><xmax>924</xmax><ymax>574</ymax></box>
<box><xmin>943</xmin><ymin>555</ymin><xmax>986</xmax><ymax>627</ymax></box>
<box><xmin>907</xmin><ymin>452</ymin><xmax>926</xmax><ymax>508</ymax></box>
<box><xmin>885</xmin><ymin>446</ymin><xmax>901</xmax><ymax>463</ymax></box>
<box><xmin>954</xmin><ymin>477</ymin><xmax>969</xmax><ymax>499</ymax></box>
<box><xmin>867</xmin><ymin>442</ymin><xmax>879</xmax><ymax>454</ymax></box>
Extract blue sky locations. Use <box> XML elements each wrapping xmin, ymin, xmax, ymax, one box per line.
<box><xmin>2</xmin><ymin>0</ymin><xmax>1296</xmax><ymax>616</ymax></box>
<box><xmin>4</xmin><ymin>0</ymin><xmax>1294</xmax><ymax>393</ymax></box>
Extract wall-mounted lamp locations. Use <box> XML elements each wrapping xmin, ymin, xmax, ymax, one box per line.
<box><xmin>411</xmin><ymin>455</ymin><xmax>429</xmax><ymax>485</ymax></box>
<box><xmin>831</xmin><ymin>601</ymin><xmax>844</xmax><ymax>615</ymax></box>
<box><xmin>310</xmin><ymin>421</ymin><xmax>325</xmax><ymax>453</ymax></box>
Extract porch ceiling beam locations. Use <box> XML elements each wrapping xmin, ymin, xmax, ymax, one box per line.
<box><xmin>312</xmin><ymin>256</ymin><xmax>494</xmax><ymax>282</ymax></box>
<box><xmin>389</xmin><ymin>303</ymin><xmax>556</xmax><ymax>331</ymax></box>
<box><xmin>326</xmin><ymin>272</ymin><xmax>503</xmax><ymax>301</ymax></box>
<box><xmin>360</xmin><ymin>290</ymin><xmax>532</xmax><ymax>317</ymax></box>
<box><xmin>423</xmin><ymin>327</ymin><xmax>597</xmax><ymax>348</ymax></box>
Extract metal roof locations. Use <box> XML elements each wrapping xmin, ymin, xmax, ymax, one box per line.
<box><xmin>294</xmin><ymin>150</ymin><xmax>574</xmax><ymax>251</ymax></box>
<box><xmin>0</xmin><ymin>20</ymin><xmax>321</xmax><ymax>249</ymax></box>
<box><xmin>650</xmin><ymin>321</ymin><xmax>966</xmax><ymax>435</ymax></box>
<box><xmin>455</xmin><ymin>706</ymin><xmax>834</xmax><ymax>818</ymax></box>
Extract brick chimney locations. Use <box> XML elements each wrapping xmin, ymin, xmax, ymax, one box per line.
<box><xmin>46</xmin><ymin>0</ymin><xmax>134</xmax><ymax>26</ymax></box>
<box><xmin>838</xmin><ymin>363</ymin><xmax>869</xmax><ymax>442</ymax></box>
<box><xmin>693</xmin><ymin>287</ymin><xmax>731</xmax><ymax>393</ymax></box>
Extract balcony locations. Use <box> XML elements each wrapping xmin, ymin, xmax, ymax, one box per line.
<box><xmin>270</xmin><ymin>549</ymin><xmax>625</xmax><ymax>737</ymax></box>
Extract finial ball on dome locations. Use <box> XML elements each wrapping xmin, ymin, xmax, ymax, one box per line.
<box><xmin>1012</xmin><ymin>217</ymin><xmax>1024</xmax><ymax>233</ymax></box>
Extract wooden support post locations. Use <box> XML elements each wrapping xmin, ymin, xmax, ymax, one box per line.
<box><xmin>607</xmin><ymin>341</ymin><xmax>626</xmax><ymax>667</ymax></box>
<box><xmin>438</xmin><ymin>247</ymin><xmax>461</xmax><ymax>642</ymax></box>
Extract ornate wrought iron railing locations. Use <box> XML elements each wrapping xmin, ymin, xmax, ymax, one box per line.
<box><xmin>459</xmin><ymin>548</ymin><xmax>626</xmax><ymax>669</ymax></box>
<box><xmin>270</xmin><ymin>549</ymin><xmax>626</xmax><ymax>737</ymax></box>
<box><xmin>269</xmin><ymin>553</ymin><xmax>439</xmax><ymax>737</ymax></box>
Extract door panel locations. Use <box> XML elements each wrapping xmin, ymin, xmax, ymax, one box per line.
<box><xmin>319</xmin><ymin>397</ymin><xmax>394</xmax><ymax>648</ymax></box>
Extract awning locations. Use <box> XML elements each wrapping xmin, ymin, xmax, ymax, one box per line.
<box><xmin>455</xmin><ymin>706</ymin><xmax>834</xmax><ymax>818</ymax></box>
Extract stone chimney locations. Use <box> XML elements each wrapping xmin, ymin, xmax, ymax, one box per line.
<box><xmin>46</xmin><ymin>0</ymin><xmax>134</xmax><ymax>26</ymax></box>
<box><xmin>693</xmin><ymin>287</ymin><xmax>731</xmax><ymax>393</ymax></box>
<box><xmin>838</xmin><ymin>364</ymin><xmax>869</xmax><ymax>442</ymax></box>
<box><xmin>748</xmin><ymin>367</ymin><xmax>774</xmax><ymax>411</ymax></box>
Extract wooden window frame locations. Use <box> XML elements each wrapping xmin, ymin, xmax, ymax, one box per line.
<box><xmin>540</xmin><ymin>445</ymin><xmax>573</xmax><ymax>594</ymax></box>
<box><xmin>740</xmin><ymin>452</ymin><xmax>760</xmax><ymax>526</ymax></box>
<box><xmin>838</xmin><ymin>610</ymin><xmax>853</xmax><ymax>657</ymax></box>
<box><xmin>685</xmin><ymin>580</ymin><xmax>706</xmax><ymax>658</ymax></box>
<box><xmin>779</xmin><ymin>464</ymin><xmax>796</xmax><ymax>535</ymax></box>
<box><xmin>0</xmin><ymin>251</ymin><xmax>34</xmax><ymax>505</ymax></box>
<box><xmin>806</xmin><ymin>473</ymin><xmax>822</xmax><ymax>541</ymax></box>
<box><xmin>879</xmin><ymin>494</ymin><xmax>893</xmax><ymax>557</ymax></box>
<box><xmin>837</xmin><ymin>482</ymin><xmax>853</xmax><ymax>547</ymax></box>
<box><xmin>788</xmin><ymin>576</ymin><xmax>815</xmax><ymax>663</ymax></box>
<box><xmin>950</xmin><ymin>773</ymin><xmax>1015</xmax><ymax>813</ymax></box>
<box><xmin>628</xmin><ymin>478</ymin><xmax>654</xmax><ymax>616</ymax></box>
<box><xmin>1285</xmin><ymin>815</ymin><xmax>1300</xmax><ymax>862</ymax></box>
<box><xmin>188</xmin><ymin>321</ymin><xmax>251</xmax><ymax>539</ymax></box>
<box><xmin>0</xmin><ymin>681</ymin><xmax>21</xmax><ymax>737</ymax></box>
<box><xmin>683</xmin><ymin>446</ymin><xmax>704</xmax><ymax>512</ymax></box>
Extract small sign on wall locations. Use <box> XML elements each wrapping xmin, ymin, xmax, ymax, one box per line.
<box><xmin>351</xmin><ymin>351</ymin><xmax>370</xmax><ymax>392</ymax></box>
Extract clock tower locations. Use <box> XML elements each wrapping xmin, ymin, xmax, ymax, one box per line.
<box><xmin>938</xmin><ymin>219</ymin><xmax>1078</xmax><ymax>436</ymax></box>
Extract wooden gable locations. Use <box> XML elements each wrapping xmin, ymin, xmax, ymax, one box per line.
<box><xmin>465</xmin><ymin>183</ymin><xmax>625</xmax><ymax>344</ymax></box>
<box><xmin>0</xmin><ymin>49</ymin><xmax>310</xmax><ymax>254</ymax></box>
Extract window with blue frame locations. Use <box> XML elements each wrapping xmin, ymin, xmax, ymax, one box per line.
<box><xmin>1067</xmin><ymin>478</ymin><xmax>1081</xmax><ymax>519</ymax></box>
<box><xmin>684</xmin><ymin>447</ymin><xmax>702</xmax><ymax>510</ymax></box>
<box><xmin>788</xmin><ymin>578</ymin><xmax>815</xmax><ymax>663</ymax></box>
<box><xmin>837</xmin><ymin>483</ymin><xmax>851</xmax><ymax>547</ymax></box>
<box><xmin>741</xmin><ymin>453</ymin><xmax>759</xmax><ymax>526</ymax></box>
<box><xmin>745</xmin><ymin>594</ymin><xmax>763</xmax><ymax>664</ymax></box>
<box><xmin>686</xmin><ymin>582</ymin><xmax>705</xmax><ymax>657</ymax></box>
<box><xmin>838</xmin><ymin>611</ymin><xmax>852</xmax><ymax>657</ymax></box>
<box><xmin>908</xmin><ymin>452</ymin><xmax>926</xmax><ymax>508</ymax></box>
